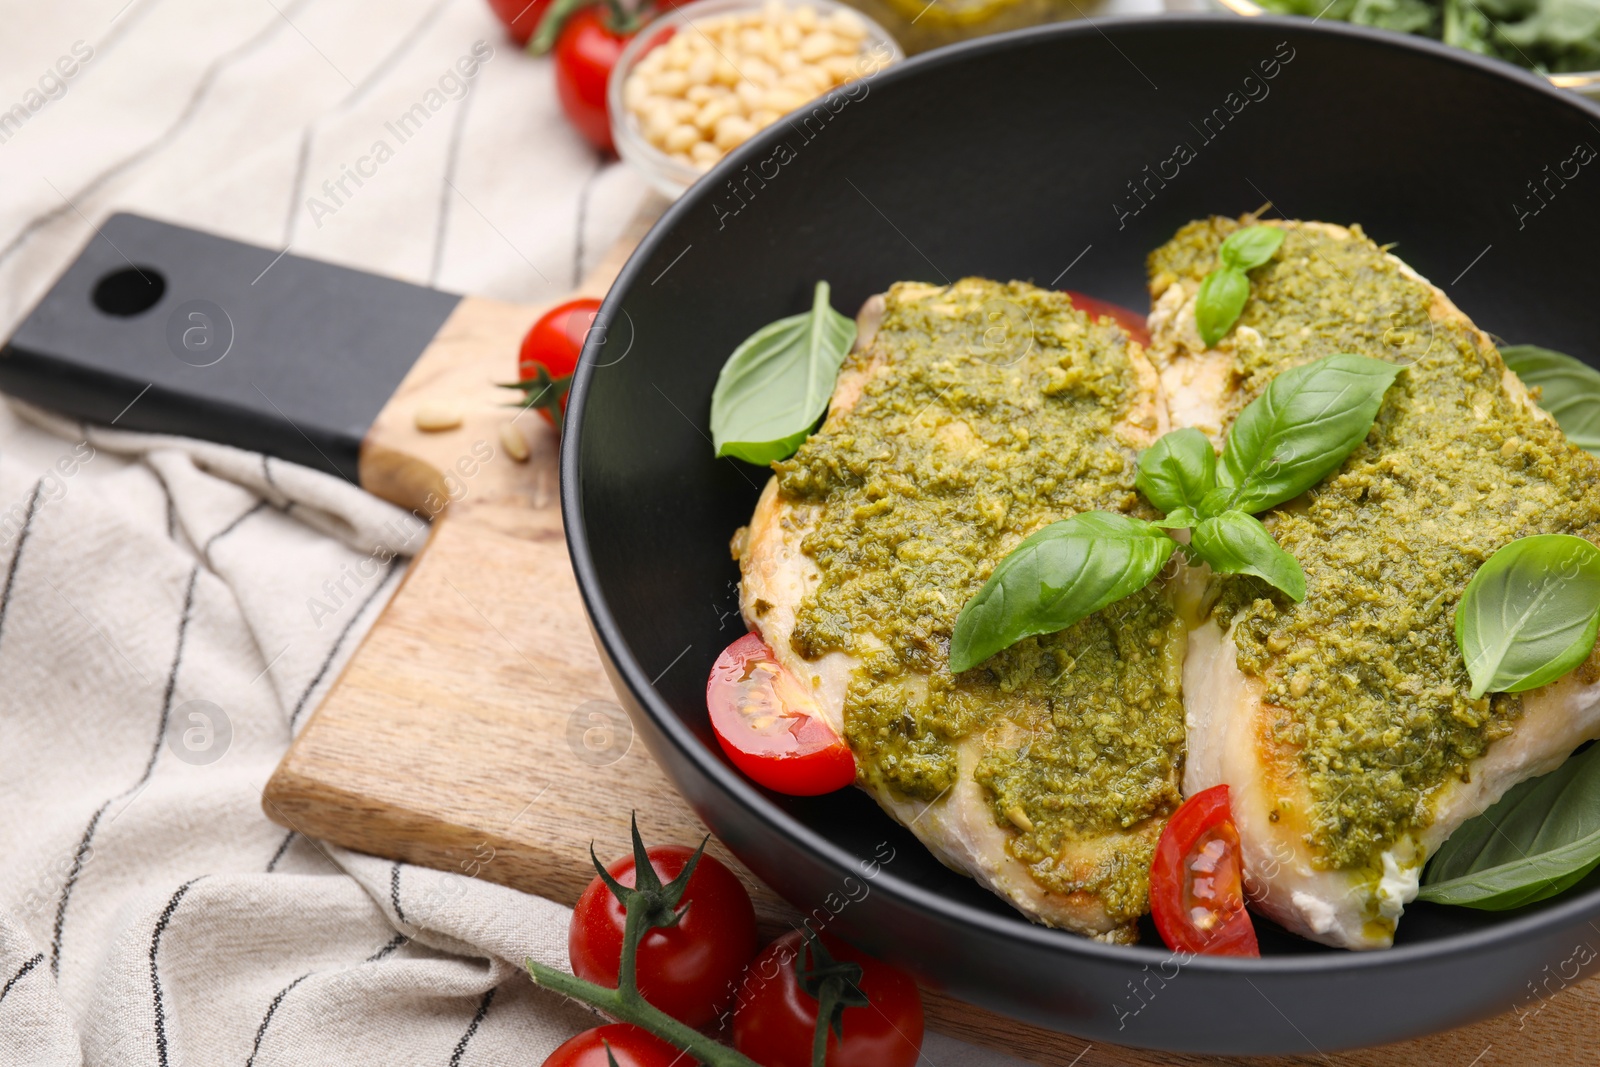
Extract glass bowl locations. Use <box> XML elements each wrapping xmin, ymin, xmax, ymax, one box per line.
<box><xmin>1174</xmin><ymin>0</ymin><xmax>1600</xmax><ymax>99</ymax></box>
<box><xmin>608</xmin><ymin>0</ymin><xmax>904</xmax><ymax>198</ymax></box>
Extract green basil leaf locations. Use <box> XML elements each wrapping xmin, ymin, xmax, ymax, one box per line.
<box><xmin>1194</xmin><ymin>266</ymin><xmax>1248</xmax><ymax>349</ymax></box>
<box><xmin>1198</xmin><ymin>486</ymin><xmax>1235</xmax><ymax>520</ymax></box>
<box><xmin>1151</xmin><ymin>506</ymin><xmax>1198</xmax><ymax>530</ymax></box>
<box><xmin>1218</xmin><ymin>352</ymin><xmax>1402</xmax><ymax>514</ymax></box>
<box><xmin>948</xmin><ymin>511</ymin><xmax>1176</xmax><ymax>673</ymax></box>
<box><xmin>1455</xmin><ymin>533</ymin><xmax>1600</xmax><ymax>699</ymax></box>
<box><xmin>710</xmin><ymin>281</ymin><xmax>856</xmax><ymax>465</ymax></box>
<box><xmin>1188</xmin><ymin>510</ymin><xmax>1307</xmax><ymax>601</ymax></box>
<box><xmin>1501</xmin><ymin>344</ymin><xmax>1600</xmax><ymax>455</ymax></box>
<box><xmin>1419</xmin><ymin>742</ymin><xmax>1600</xmax><ymax>909</ymax></box>
<box><xmin>1218</xmin><ymin>225</ymin><xmax>1286</xmax><ymax>272</ymax></box>
<box><xmin>1135</xmin><ymin>427</ymin><xmax>1218</xmax><ymax>515</ymax></box>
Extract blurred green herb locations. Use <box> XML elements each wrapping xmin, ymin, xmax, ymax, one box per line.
<box><xmin>1257</xmin><ymin>0</ymin><xmax>1600</xmax><ymax>74</ymax></box>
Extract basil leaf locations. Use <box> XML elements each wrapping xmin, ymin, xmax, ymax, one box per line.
<box><xmin>1194</xmin><ymin>266</ymin><xmax>1248</xmax><ymax>349</ymax></box>
<box><xmin>710</xmin><ymin>281</ymin><xmax>857</xmax><ymax>465</ymax></box>
<box><xmin>1151</xmin><ymin>506</ymin><xmax>1198</xmax><ymax>530</ymax></box>
<box><xmin>1455</xmin><ymin>533</ymin><xmax>1600</xmax><ymax>699</ymax></box>
<box><xmin>948</xmin><ymin>511</ymin><xmax>1176</xmax><ymax>673</ymax></box>
<box><xmin>1419</xmin><ymin>742</ymin><xmax>1600</xmax><ymax>910</ymax></box>
<box><xmin>1136</xmin><ymin>427</ymin><xmax>1217</xmax><ymax>515</ymax></box>
<box><xmin>1501</xmin><ymin>344</ymin><xmax>1600</xmax><ymax>455</ymax></box>
<box><xmin>1188</xmin><ymin>510</ymin><xmax>1307</xmax><ymax>601</ymax></box>
<box><xmin>1218</xmin><ymin>353</ymin><xmax>1402</xmax><ymax>515</ymax></box>
<box><xmin>1198</xmin><ymin>486</ymin><xmax>1235</xmax><ymax>520</ymax></box>
<box><xmin>1218</xmin><ymin>225</ymin><xmax>1286</xmax><ymax>272</ymax></box>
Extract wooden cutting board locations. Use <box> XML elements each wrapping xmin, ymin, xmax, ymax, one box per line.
<box><xmin>8</xmin><ymin>203</ymin><xmax>1590</xmax><ymax>1065</ymax></box>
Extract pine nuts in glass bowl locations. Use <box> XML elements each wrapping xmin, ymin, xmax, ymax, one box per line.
<box><xmin>608</xmin><ymin>0</ymin><xmax>903</xmax><ymax>197</ymax></box>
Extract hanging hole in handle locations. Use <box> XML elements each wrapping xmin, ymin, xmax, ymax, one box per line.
<box><xmin>91</xmin><ymin>266</ymin><xmax>166</xmax><ymax>317</ymax></box>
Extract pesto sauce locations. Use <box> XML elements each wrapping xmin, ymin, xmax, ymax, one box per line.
<box><xmin>1152</xmin><ymin>219</ymin><xmax>1600</xmax><ymax>872</ymax></box>
<box><xmin>774</xmin><ymin>279</ymin><xmax>1185</xmax><ymax>918</ymax></box>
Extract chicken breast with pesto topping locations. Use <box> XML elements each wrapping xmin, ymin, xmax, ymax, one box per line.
<box><xmin>1148</xmin><ymin>218</ymin><xmax>1600</xmax><ymax>949</ymax></box>
<box><xmin>734</xmin><ymin>278</ymin><xmax>1185</xmax><ymax>940</ymax></box>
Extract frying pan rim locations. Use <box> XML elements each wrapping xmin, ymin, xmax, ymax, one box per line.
<box><xmin>562</xmin><ymin>13</ymin><xmax>1600</xmax><ymax>976</ymax></box>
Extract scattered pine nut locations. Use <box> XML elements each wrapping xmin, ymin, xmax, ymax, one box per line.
<box><xmin>500</xmin><ymin>420</ymin><xmax>531</xmax><ymax>462</ymax></box>
<box><xmin>414</xmin><ymin>402</ymin><xmax>463</xmax><ymax>432</ymax></box>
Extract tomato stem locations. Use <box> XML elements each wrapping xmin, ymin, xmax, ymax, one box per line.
<box><xmin>501</xmin><ymin>370</ymin><xmax>573</xmax><ymax>429</ymax></box>
<box><xmin>525</xmin><ymin>960</ymin><xmax>764</xmax><ymax>1067</ymax></box>
<box><xmin>796</xmin><ymin>927</ymin><xmax>869</xmax><ymax>1067</ymax></box>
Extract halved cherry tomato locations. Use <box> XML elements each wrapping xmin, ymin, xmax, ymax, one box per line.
<box><xmin>1064</xmin><ymin>290</ymin><xmax>1151</xmax><ymax>348</ymax></box>
<box><xmin>707</xmin><ymin>633</ymin><xmax>856</xmax><ymax>796</ymax></box>
<box><xmin>517</xmin><ymin>297</ymin><xmax>600</xmax><ymax>426</ymax></box>
<box><xmin>1149</xmin><ymin>784</ymin><xmax>1260</xmax><ymax>957</ymax></box>
<box><xmin>732</xmin><ymin>930</ymin><xmax>924</xmax><ymax>1067</ymax></box>
<box><xmin>570</xmin><ymin>844</ymin><xmax>758</xmax><ymax>1027</ymax></box>
<box><xmin>542</xmin><ymin>1024</ymin><xmax>683</xmax><ymax>1067</ymax></box>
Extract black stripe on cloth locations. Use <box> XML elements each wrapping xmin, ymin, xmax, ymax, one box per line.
<box><xmin>140</xmin><ymin>565</ymin><xmax>201</xmax><ymax>785</ymax></box>
<box><xmin>572</xmin><ymin>160</ymin><xmax>604</xmax><ymax>288</ymax></box>
<box><xmin>364</xmin><ymin>932</ymin><xmax>408</xmax><ymax>963</ymax></box>
<box><xmin>50</xmin><ymin>800</ymin><xmax>109</xmax><ymax>978</ymax></box>
<box><xmin>0</xmin><ymin>0</ymin><xmax>322</xmax><ymax>273</ymax></box>
<box><xmin>0</xmin><ymin>953</ymin><xmax>43</xmax><ymax>1005</ymax></box>
<box><xmin>0</xmin><ymin>479</ymin><xmax>46</xmax><ymax>651</ymax></box>
<box><xmin>51</xmin><ymin>564</ymin><xmax>200</xmax><ymax>976</ymax></box>
<box><xmin>287</xmin><ymin>560</ymin><xmax>398</xmax><ymax>729</ymax></box>
<box><xmin>430</xmin><ymin>72</ymin><xmax>479</xmax><ymax>287</ymax></box>
<box><xmin>283</xmin><ymin>0</ymin><xmax>453</xmax><ymax>246</ymax></box>
<box><xmin>448</xmin><ymin>987</ymin><xmax>497</xmax><ymax>1067</ymax></box>
<box><xmin>149</xmin><ymin>878</ymin><xmax>202</xmax><ymax>1067</ymax></box>
<box><xmin>265</xmin><ymin>830</ymin><xmax>296</xmax><ymax>872</ymax></box>
<box><xmin>389</xmin><ymin>862</ymin><xmax>407</xmax><ymax>925</ymax></box>
<box><xmin>201</xmin><ymin>500</ymin><xmax>267</xmax><ymax>564</ymax></box>
<box><xmin>260</xmin><ymin>456</ymin><xmax>287</xmax><ymax>509</ymax></box>
<box><xmin>244</xmin><ymin>971</ymin><xmax>310</xmax><ymax>1067</ymax></box>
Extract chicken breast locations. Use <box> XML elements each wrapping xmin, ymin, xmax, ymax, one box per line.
<box><xmin>1149</xmin><ymin>218</ymin><xmax>1600</xmax><ymax>948</ymax></box>
<box><xmin>735</xmin><ymin>279</ymin><xmax>1184</xmax><ymax>940</ymax></box>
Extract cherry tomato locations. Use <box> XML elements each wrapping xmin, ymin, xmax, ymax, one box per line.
<box><xmin>518</xmin><ymin>297</ymin><xmax>600</xmax><ymax>426</ymax></box>
<box><xmin>554</xmin><ymin>7</ymin><xmax>627</xmax><ymax>152</ymax></box>
<box><xmin>1149</xmin><ymin>784</ymin><xmax>1260</xmax><ymax>957</ymax></box>
<box><xmin>542</xmin><ymin>1024</ymin><xmax>683</xmax><ymax>1067</ymax></box>
<box><xmin>732</xmin><ymin>931</ymin><xmax>923</xmax><ymax>1067</ymax></box>
<box><xmin>707</xmin><ymin>633</ymin><xmax>856</xmax><ymax>796</ymax></box>
<box><xmin>570</xmin><ymin>844</ymin><xmax>758</xmax><ymax>1027</ymax></box>
<box><xmin>1064</xmin><ymin>290</ymin><xmax>1151</xmax><ymax>347</ymax></box>
<box><xmin>487</xmin><ymin>0</ymin><xmax>551</xmax><ymax>46</ymax></box>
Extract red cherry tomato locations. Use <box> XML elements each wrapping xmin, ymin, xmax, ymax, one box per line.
<box><xmin>487</xmin><ymin>0</ymin><xmax>551</xmax><ymax>46</ymax></box>
<box><xmin>541</xmin><ymin>1024</ymin><xmax>683</xmax><ymax>1067</ymax></box>
<box><xmin>1064</xmin><ymin>290</ymin><xmax>1151</xmax><ymax>347</ymax></box>
<box><xmin>554</xmin><ymin>7</ymin><xmax>626</xmax><ymax>152</ymax></box>
<box><xmin>1149</xmin><ymin>784</ymin><xmax>1260</xmax><ymax>957</ymax></box>
<box><xmin>570</xmin><ymin>845</ymin><xmax>758</xmax><ymax>1027</ymax></box>
<box><xmin>707</xmin><ymin>633</ymin><xmax>856</xmax><ymax>796</ymax></box>
<box><xmin>518</xmin><ymin>297</ymin><xmax>600</xmax><ymax>426</ymax></box>
<box><xmin>732</xmin><ymin>931</ymin><xmax>924</xmax><ymax>1067</ymax></box>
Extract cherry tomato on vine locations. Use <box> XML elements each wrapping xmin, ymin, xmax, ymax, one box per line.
<box><xmin>1063</xmin><ymin>290</ymin><xmax>1151</xmax><ymax>347</ymax></box>
<box><xmin>707</xmin><ymin>633</ymin><xmax>856</xmax><ymax>796</ymax></box>
<box><xmin>570</xmin><ymin>843</ymin><xmax>758</xmax><ymax>1027</ymax></box>
<box><xmin>1149</xmin><ymin>784</ymin><xmax>1260</xmax><ymax>957</ymax></box>
<box><xmin>553</xmin><ymin>7</ymin><xmax>628</xmax><ymax>152</ymax></box>
<box><xmin>487</xmin><ymin>0</ymin><xmax>551</xmax><ymax>46</ymax></box>
<box><xmin>732</xmin><ymin>930</ymin><xmax>923</xmax><ymax>1067</ymax></box>
<box><xmin>514</xmin><ymin>297</ymin><xmax>600</xmax><ymax>426</ymax></box>
<box><xmin>542</xmin><ymin>1024</ymin><xmax>683</xmax><ymax>1067</ymax></box>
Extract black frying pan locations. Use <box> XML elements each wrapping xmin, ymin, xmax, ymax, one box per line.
<box><xmin>563</xmin><ymin>16</ymin><xmax>1600</xmax><ymax>1054</ymax></box>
